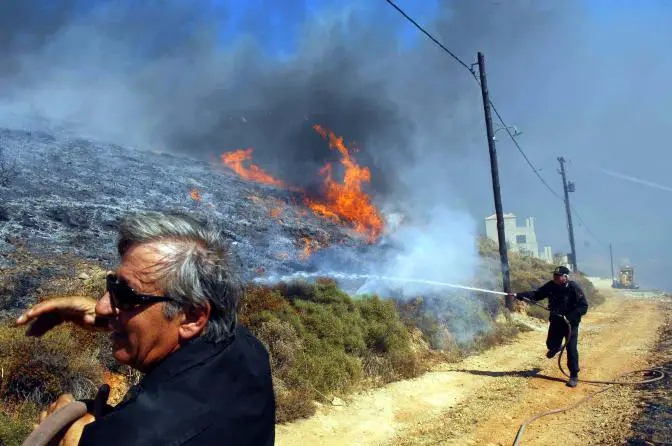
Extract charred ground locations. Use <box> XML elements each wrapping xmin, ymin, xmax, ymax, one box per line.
<box><xmin>0</xmin><ymin>125</ymin><xmax>377</xmax><ymax>317</ymax></box>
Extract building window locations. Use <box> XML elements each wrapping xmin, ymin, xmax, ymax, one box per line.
<box><xmin>516</xmin><ymin>234</ymin><xmax>527</xmax><ymax>244</ymax></box>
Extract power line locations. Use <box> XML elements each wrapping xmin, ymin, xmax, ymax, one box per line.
<box><xmin>384</xmin><ymin>0</ymin><xmax>562</xmax><ymax>199</ymax></box>
<box><xmin>570</xmin><ymin>205</ymin><xmax>607</xmax><ymax>247</ymax></box>
<box><xmin>488</xmin><ymin>103</ymin><xmax>564</xmax><ymax>201</ymax></box>
<box><xmin>383</xmin><ymin>0</ymin><xmax>474</xmax><ymax>74</ymax></box>
<box><xmin>384</xmin><ymin>0</ymin><xmax>607</xmax><ymax>250</ymax></box>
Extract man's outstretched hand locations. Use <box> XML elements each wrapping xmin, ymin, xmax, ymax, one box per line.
<box><xmin>16</xmin><ymin>296</ymin><xmax>110</xmax><ymax>336</ymax></box>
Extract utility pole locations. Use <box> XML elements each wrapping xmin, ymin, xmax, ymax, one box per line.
<box><xmin>477</xmin><ymin>52</ymin><xmax>512</xmax><ymax>308</ymax></box>
<box><xmin>609</xmin><ymin>243</ymin><xmax>615</xmax><ymax>285</ymax></box>
<box><xmin>558</xmin><ymin>157</ymin><xmax>578</xmax><ymax>272</ymax></box>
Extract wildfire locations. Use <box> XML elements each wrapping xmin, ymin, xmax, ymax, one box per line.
<box><xmin>299</xmin><ymin>236</ymin><xmax>319</xmax><ymax>259</ymax></box>
<box><xmin>190</xmin><ymin>188</ymin><xmax>202</xmax><ymax>202</ymax></box>
<box><xmin>247</xmin><ymin>194</ymin><xmax>262</xmax><ymax>204</ymax></box>
<box><xmin>305</xmin><ymin>125</ymin><xmax>384</xmax><ymax>242</ymax></box>
<box><xmin>221</xmin><ymin>148</ymin><xmax>285</xmax><ymax>187</ymax></box>
<box><xmin>218</xmin><ymin>125</ymin><xmax>385</xmax><ymax>252</ymax></box>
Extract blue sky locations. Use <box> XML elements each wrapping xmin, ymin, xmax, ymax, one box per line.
<box><xmin>215</xmin><ymin>0</ymin><xmax>669</xmax><ymax>57</ymax></box>
<box><xmin>217</xmin><ymin>0</ymin><xmax>441</xmax><ymax>55</ymax></box>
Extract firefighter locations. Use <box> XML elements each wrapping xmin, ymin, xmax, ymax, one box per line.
<box><xmin>508</xmin><ymin>265</ymin><xmax>589</xmax><ymax>388</ymax></box>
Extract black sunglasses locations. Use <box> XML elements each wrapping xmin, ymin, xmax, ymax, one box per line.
<box><xmin>106</xmin><ymin>274</ymin><xmax>174</xmax><ymax>311</ymax></box>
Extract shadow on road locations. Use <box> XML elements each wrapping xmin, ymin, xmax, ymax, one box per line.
<box><xmin>451</xmin><ymin>367</ymin><xmax>567</xmax><ymax>384</ymax></box>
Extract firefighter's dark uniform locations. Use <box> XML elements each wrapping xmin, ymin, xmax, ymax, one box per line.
<box><xmin>516</xmin><ymin>278</ymin><xmax>589</xmax><ymax>378</ymax></box>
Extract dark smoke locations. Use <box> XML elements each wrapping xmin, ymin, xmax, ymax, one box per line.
<box><xmin>0</xmin><ymin>0</ymin><xmax>574</xmax><ymax>204</ymax></box>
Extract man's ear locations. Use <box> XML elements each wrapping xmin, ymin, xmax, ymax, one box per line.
<box><xmin>177</xmin><ymin>302</ymin><xmax>211</xmax><ymax>341</ymax></box>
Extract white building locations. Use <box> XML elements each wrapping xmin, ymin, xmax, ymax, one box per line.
<box><xmin>553</xmin><ymin>253</ymin><xmax>574</xmax><ymax>272</ymax></box>
<box><xmin>485</xmin><ymin>213</ymin><xmax>553</xmax><ymax>263</ymax></box>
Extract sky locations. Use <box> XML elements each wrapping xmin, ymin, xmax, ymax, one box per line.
<box><xmin>1</xmin><ymin>0</ymin><xmax>671</xmax><ymax>290</ymax></box>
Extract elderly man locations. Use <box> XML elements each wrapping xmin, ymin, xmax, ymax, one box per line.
<box><xmin>17</xmin><ymin>212</ymin><xmax>275</xmax><ymax>445</ymax></box>
<box><xmin>509</xmin><ymin>265</ymin><xmax>589</xmax><ymax>388</ymax></box>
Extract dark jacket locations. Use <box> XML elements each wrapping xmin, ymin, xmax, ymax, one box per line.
<box><xmin>516</xmin><ymin>280</ymin><xmax>589</xmax><ymax>324</ymax></box>
<box><xmin>79</xmin><ymin>326</ymin><xmax>275</xmax><ymax>446</ymax></box>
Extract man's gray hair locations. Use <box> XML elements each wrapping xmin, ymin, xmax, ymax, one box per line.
<box><xmin>117</xmin><ymin>211</ymin><xmax>241</xmax><ymax>343</ymax></box>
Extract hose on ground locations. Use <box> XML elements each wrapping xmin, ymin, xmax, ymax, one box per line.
<box><xmin>511</xmin><ymin>298</ymin><xmax>665</xmax><ymax>446</ymax></box>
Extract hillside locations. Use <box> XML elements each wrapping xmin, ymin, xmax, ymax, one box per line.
<box><xmin>0</xmin><ymin>125</ymin><xmax>604</xmax><ymax>444</ymax></box>
<box><xmin>0</xmin><ymin>125</ymin><xmax>383</xmax><ymax>317</ymax></box>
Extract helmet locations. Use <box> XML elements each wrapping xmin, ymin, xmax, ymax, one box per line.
<box><xmin>553</xmin><ymin>265</ymin><xmax>570</xmax><ymax>276</ymax></box>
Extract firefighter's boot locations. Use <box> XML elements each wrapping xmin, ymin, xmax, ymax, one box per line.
<box><xmin>546</xmin><ymin>348</ymin><xmax>560</xmax><ymax>359</ymax></box>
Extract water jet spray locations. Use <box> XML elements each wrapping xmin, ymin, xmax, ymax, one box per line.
<box><xmin>252</xmin><ymin>271</ymin><xmax>508</xmax><ymax>296</ymax></box>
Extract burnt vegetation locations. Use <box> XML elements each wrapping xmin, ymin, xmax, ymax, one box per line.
<box><xmin>0</xmin><ymin>145</ymin><xmax>17</xmax><ymax>187</ymax></box>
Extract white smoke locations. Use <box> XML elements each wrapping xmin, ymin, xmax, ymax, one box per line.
<box><xmin>356</xmin><ymin>206</ymin><xmax>480</xmax><ymax>296</ymax></box>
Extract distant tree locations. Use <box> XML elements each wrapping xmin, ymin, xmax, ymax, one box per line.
<box><xmin>0</xmin><ymin>145</ymin><xmax>17</xmax><ymax>187</ymax></box>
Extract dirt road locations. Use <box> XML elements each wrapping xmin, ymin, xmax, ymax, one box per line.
<box><xmin>276</xmin><ymin>282</ymin><xmax>667</xmax><ymax>446</ymax></box>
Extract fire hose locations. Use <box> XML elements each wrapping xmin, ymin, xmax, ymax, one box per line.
<box><xmin>21</xmin><ymin>385</ymin><xmax>110</xmax><ymax>446</ymax></box>
<box><xmin>511</xmin><ymin>297</ymin><xmax>665</xmax><ymax>446</ymax></box>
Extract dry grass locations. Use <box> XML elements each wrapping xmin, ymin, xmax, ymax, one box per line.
<box><xmin>0</xmin><ymin>323</ymin><xmax>104</xmax><ymax>404</ymax></box>
<box><xmin>0</xmin><ymin>322</ymin><xmax>105</xmax><ymax>445</ymax></box>
<box><xmin>0</xmin><ymin>253</ymin><xmax>112</xmax><ymax>444</ymax></box>
<box><xmin>0</xmin><ymin>401</ymin><xmax>37</xmax><ymax>446</ymax></box>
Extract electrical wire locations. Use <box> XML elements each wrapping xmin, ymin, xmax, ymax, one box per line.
<box><xmin>384</xmin><ymin>0</ymin><xmax>562</xmax><ymax>198</ymax></box>
<box><xmin>383</xmin><ymin>0</ymin><xmax>607</xmax><ymax>253</ymax></box>
<box><xmin>488</xmin><ymin>103</ymin><xmax>565</xmax><ymax>201</ymax></box>
<box><xmin>570</xmin><ymin>205</ymin><xmax>608</xmax><ymax>248</ymax></box>
<box><xmin>382</xmin><ymin>0</ymin><xmax>474</xmax><ymax>74</ymax></box>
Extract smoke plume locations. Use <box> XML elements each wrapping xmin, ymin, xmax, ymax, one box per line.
<box><xmin>0</xmin><ymin>0</ymin><xmax>574</xmax><ymax>197</ymax></box>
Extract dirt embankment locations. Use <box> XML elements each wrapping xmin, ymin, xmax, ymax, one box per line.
<box><xmin>276</xmin><ymin>284</ymin><xmax>668</xmax><ymax>446</ymax></box>
<box><xmin>626</xmin><ymin>301</ymin><xmax>672</xmax><ymax>445</ymax></box>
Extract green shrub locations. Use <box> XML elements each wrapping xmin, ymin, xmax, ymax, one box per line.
<box><xmin>0</xmin><ymin>402</ymin><xmax>36</xmax><ymax>446</ymax></box>
<box><xmin>239</xmin><ymin>281</ymin><xmax>425</xmax><ymax>423</ymax></box>
<box><xmin>274</xmin><ymin>385</ymin><xmax>315</xmax><ymax>424</ymax></box>
<box><xmin>0</xmin><ymin>320</ymin><xmax>105</xmax><ymax>446</ymax></box>
<box><xmin>0</xmin><ymin>323</ymin><xmax>104</xmax><ymax>406</ymax></box>
<box><xmin>466</xmin><ymin>323</ymin><xmax>519</xmax><ymax>354</ymax></box>
<box><xmin>525</xmin><ymin>304</ymin><xmax>548</xmax><ymax>320</ymax></box>
<box><xmin>288</xmin><ymin>336</ymin><xmax>362</xmax><ymax>395</ymax></box>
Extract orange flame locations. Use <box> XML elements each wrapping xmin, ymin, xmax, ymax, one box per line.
<box><xmin>221</xmin><ymin>148</ymin><xmax>285</xmax><ymax>187</ymax></box>
<box><xmin>299</xmin><ymin>236</ymin><xmax>320</xmax><ymax>259</ymax></box>
<box><xmin>190</xmin><ymin>188</ymin><xmax>202</xmax><ymax>202</ymax></box>
<box><xmin>305</xmin><ymin>125</ymin><xmax>384</xmax><ymax>242</ymax></box>
<box><xmin>219</xmin><ymin>127</ymin><xmax>385</xmax><ymax>247</ymax></box>
<box><xmin>270</xmin><ymin>208</ymin><xmax>283</xmax><ymax>218</ymax></box>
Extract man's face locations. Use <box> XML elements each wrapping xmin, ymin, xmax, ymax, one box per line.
<box><xmin>96</xmin><ymin>243</ymin><xmax>182</xmax><ymax>371</ymax></box>
<box><xmin>553</xmin><ymin>274</ymin><xmax>568</xmax><ymax>285</ymax></box>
